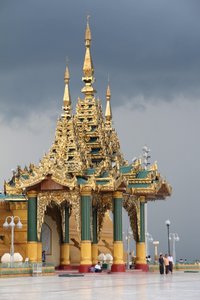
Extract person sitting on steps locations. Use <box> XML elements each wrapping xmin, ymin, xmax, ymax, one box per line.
<box><xmin>94</xmin><ymin>262</ymin><xmax>102</xmax><ymax>273</ymax></box>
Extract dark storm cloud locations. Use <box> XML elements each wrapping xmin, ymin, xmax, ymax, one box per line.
<box><xmin>1</xmin><ymin>0</ymin><xmax>200</xmax><ymax>122</ymax></box>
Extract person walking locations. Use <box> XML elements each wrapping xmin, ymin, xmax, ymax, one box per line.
<box><xmin>164</xmin><ymin>254</ymin><xmax>169</xmax><ymax>274</ymax></box>
<box><xmin>168</xmin><ymin>254</ymin><xmax>173</xmax><ymax>273</ymax></box>
<box><xmin>159</xmin><ymin>254</ymin><xmax>164</xmax><ymax>275</ymax></box>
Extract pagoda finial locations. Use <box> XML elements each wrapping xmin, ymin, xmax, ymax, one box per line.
<box><xmin>63</xmin><ymin>64</ymin><xmax>71</xmax><ymax>108</ymax></box>
<box><xmin>81</xmin><ymin>17</ymin><xmax>96</xmax><ymax>96</ymax></box>
<box><xmin>85</xmin><ymin>15</ymin><xmax>91</xmax><ymax>45</ymax></box>
<box><xmin>105</xmin><ymin>84</ymin><xmax>112</xmax><ymax>122</ymax></box>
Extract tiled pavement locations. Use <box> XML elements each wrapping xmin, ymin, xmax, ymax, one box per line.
<box><xmin>0</xmin><ymin>270</ymin><xmax>200</xmax><ymax>300</ymax></box>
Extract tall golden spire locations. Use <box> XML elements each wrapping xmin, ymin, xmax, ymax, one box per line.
<box><xmin>63</xmin><ymin>64</ymin><xmax>71</xmax><ymax>109</ymax></box>
<box><xmin>81</xmin><ymin>16</ymin><xmax>96</xmax><ymax>96</ymax></box>
<box><xmin>105</xmin><ymin>84</ymin><xmax>112</xmax><ymax>122</ymax></box>
<box><xmin>85</xmin><ymin>16</ymin><xmax>92</xmax><ymax>48</ymax></box>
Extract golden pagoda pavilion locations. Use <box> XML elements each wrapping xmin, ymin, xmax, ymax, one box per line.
<box><xmin>0</xmin><ymin>20</ymin><xmax>171</xmax><ymax>273</ymax></box>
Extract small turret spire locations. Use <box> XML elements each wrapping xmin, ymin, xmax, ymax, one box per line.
<box><xmin>63</xmin><ymin>64</ymin><xmax>71</xmax><ymax>108</ymax></box>
<box><xmin>62</xmin><ymin>64</ymin><xmax>72</xmax><ymax>117</ymax></box>
<box><xmin>105</xmin><ymin>84</ymin><xmax>112</xmax><ymax>122</ymax></box>
<box><xmin>81</xmin><ymin>16</ymin><xmax>96</xmax><ymax>97</ymax></box>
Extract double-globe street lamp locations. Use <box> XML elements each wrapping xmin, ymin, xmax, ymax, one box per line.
<box><xmin>146</xmin><ymin>232</ymin><xmax>153</xmax><ymax>259</ymax></box>
<box><xmin>3</xmin><ymin>216</ymin><xmax>23</xmax><ymax>267</ymax></box>
<box><xmin>153</xmin><ymin>241</ymin><xmax>159</xmax><ymax>263</ymax></box>
<box><xmin>165</xmin><ymin>219</ymin><xmax>171</xmax><ymax>255</ymax></box>
<box><xmin>125</xmin><ymin>228</ymin><xmax>133</xmax><ymax>270</ymax></box>
<box><xmin>169</xmin><ymin>233</ymin><xmax>180</xmax><ymax>265</ymax></box>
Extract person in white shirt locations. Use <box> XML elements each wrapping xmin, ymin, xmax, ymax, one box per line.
<box><xmin>168</xmin><ymin>255</ymin><xmax>173</xmax><ymax>273</ymax></box>
<box><xmin>94</xmin><ymin>262</ymin><xmax>102</xmax><ymax>273</ymax></box>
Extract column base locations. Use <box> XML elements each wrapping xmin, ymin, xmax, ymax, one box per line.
<box><xmin>58</xmin><ymin>265</ymin><xmax>72</xmax><ymax>270</ymax></box>
<box><xmin>26</xmin><ymin>242</ymin><xmax>38</xmax><ymax>262</ymax></box>
<box><xmin>80</xmin><ymin>241</ymin><xmax>92</xmax><ymax>269</ymax></box>
<box><xmin>79</xmin><ymin>264</ymin><xmax>92</xmax><ymax>273</ymax></box>
<box><xmin>60</xmin><ymin>243</ymin><xmax>70</xmax><ymax>266</ymax></box>
<box><xmin>136</xmin><ymin>242</ymin><xmax>146</xmax><ymax>267</ymax></box>
<box><xmin>111</xmin><ymin>264</ymin><xmax>125</xmax><ymax>272</ymax></box>
<box><xmin>135</xmin><ymin>263</ymin><xmax>149</xmax><ymax>272</ymax></box>
<box><xmin>92</xmin><ymin>243</ymin><xmax>98</xmax><ymax>265</ymax></box>
<box><xmin>37</xmin><ymin>242</ymin><xmax>42</xmax><ymax>262</ymax></box>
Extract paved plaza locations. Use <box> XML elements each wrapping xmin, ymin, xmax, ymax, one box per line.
<box><xmin>0</xmin><ymin>271</ymin><xmax>200</xmax><ymax>300</ymax></box>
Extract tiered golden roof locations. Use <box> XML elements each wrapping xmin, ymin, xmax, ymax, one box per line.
<box><xmin>4</xmin><ymin>19</ymin><xmax>171</xmax><ymax>203</ymax></box>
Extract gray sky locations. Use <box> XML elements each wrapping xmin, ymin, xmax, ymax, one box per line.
<box><xmin>1</xmin><ymin>0</ymin><xmax>200</xmax><ymax>261</ymax></box>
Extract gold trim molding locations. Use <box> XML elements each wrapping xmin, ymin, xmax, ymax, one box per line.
<box><xmin>113</xmin><ymin>191</ymin><xmax>123</xmax><ymax>199</ymax></box>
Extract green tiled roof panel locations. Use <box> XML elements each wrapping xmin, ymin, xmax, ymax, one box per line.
<box><xmin>91</xmin><ymin>148</ymin><xmax>100</xmax><ymax>154</ymax></box>
<box><xmin>96</xmin><ymin>180</ymin><xmax>110</xmax><ymax>185</ymax></box>
<box><xmin>21</xmin><ymin>174</ymin><xmax>29</xmax><ymax>179</ymax></box>
<box><xmin>0</xmin><ymin>194</ymin><xmax>26</xmax><ymax>201</ymax></box>
<box><xmin>128</xmin><ymin>183</ymin><xmax>150</xmax><ymax>188</ymax></box>
<box><xmin>100</xmin><ymin>171</ymin><xmax>109</xmax><ymax>178</ymax></box>
<box><xmin>85</xmin><ymin>168</ymin><xmax>95</xmax><ymax>175</ymax></box>
<box><xmin>120</xmin><ymin>165</ymin><xmax>133</xmax><ymax>174</ymax></box>
<box><xmin>89</xmin><ymin>137</ymin><xmax>97</xmax><ymax>142</ymax></box>
<box><xmin>77</xmin><ymin>177</ymin><xmax>88</xmax><ymax>185</ymax></box>
<box><xmin>136</xmin><ymin>170</ymin><xmax>149</xmax><ymax>178</ymax></box>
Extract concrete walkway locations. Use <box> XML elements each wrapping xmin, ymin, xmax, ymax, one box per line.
<box><xmin>0</xmin><ymin>271</ymin><xmax>200</xmax><ymax>299</ymax></box>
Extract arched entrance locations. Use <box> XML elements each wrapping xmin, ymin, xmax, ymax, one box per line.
<box><xmin>41</xmin><ymin>202</ymin><xmax>62</xmax><ymax>266</ymax></box>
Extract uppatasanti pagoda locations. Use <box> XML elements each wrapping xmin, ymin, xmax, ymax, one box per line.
<box><xmin>0</xmin><ymin>20</ymin><xmax>171</xmax><ymax>272</ymax></box>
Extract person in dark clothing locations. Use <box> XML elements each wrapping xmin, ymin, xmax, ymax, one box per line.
<box><xmin>42</xmin><ymin>250</ymin><xmax>46</xmax><ymax>263</ymax></box>
<box><xmin>159</xmin><ymin>254</ymin><xmax>164</xmax><ymax>275</ymax></box>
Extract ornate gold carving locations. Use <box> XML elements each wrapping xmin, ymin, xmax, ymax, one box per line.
<box><xmin>123</xmin><ymin>194</ymin><xmax>140</xmax><ymax>242</ymax></box>
<box><xmin>37</xmin><ymin>190</ymin><xmax>80</xmax><ymax>240</ymax></box>
<box><xmin>92</xmin><ymin>192</ymin><xmax>112</xmax><ymax>239</ymax></box>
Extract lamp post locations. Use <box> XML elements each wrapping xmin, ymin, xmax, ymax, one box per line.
<box><xmin>142</xmin><ymin>145</ymin><xmax>151</xmax><ymax>258</ymax></box>
<box><xmin>169</xmin><ymin>233</ymin><xmax>180</xmax><ymax>265</ymax></box>
<box><xmin>3</xmin><ymin>216</ymin><xmax>23</xmax><ymax>267</ymax></box>
<box><xmin>165</xmin><ymin>219</ymin><xmax>171</xmax><ymax>255</ymax></box>
<box><xmin>153</xmin><ymin>241</ymin><xmax>159</xmax><ymax>263</ymax></box>
<box><xmin>145</xmin><ymin>232</ymin><xmax>153</xmax><ymax>258</ymax></box>
<box><xmin>125</xmin><ymin>228</ymin><xmax>132</xmax><ymax>270</ymax></box>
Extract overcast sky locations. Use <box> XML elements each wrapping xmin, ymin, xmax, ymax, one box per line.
<box><xmin>1</xmin><ymin>0</ymin><xmax>200</xmax><ymax>261</ymax></box>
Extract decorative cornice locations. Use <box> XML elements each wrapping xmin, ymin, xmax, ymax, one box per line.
<box><xmin>113</xmin><ymin>191</ymin><xmax>123</xmax><ymax>199</ymax></box>
<box><xmin>27</xmin><ymin>190</ymin><xmax>38</xmax><ymax>198</ymax></box>
<box><xmin>80</xmin><ymin>187</ymin><xmax>92</xmax><ymax>196</ymax></box>
<box><xmin>139</xmin><ymin>196</ymin><xmax>146</xmax><ymax>203</ymax></box>
<box><xmin>9</xmin><ymin>202</ymin><xmax>27</xmax><ymax>210</ymax></box>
